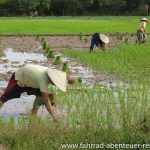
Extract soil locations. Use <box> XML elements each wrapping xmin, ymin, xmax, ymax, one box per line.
<box><xmin>0</xmin><ymin>33</ymin><xmax>136</xmax><ymax>51</ymax></box>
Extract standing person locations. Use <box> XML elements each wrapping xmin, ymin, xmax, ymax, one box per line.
<box><xmin>90</xmin><ymin>33</ymin><xmax>109</xmax><ymax>52</ymax></box>
<box><xmin>137</xmin><ymin>18</ymin><xmax>148</xmax><ymax>44</ymax></box>
<box><xmin>0</xmin><ymin>64</ymin><xmax>67</xmax><ymax>122</ymax></box>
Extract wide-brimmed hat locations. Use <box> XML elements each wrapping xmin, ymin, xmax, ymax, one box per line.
<box><xmin>140</xmin><ymin>18</ymin><xmax>148</xmax><ymax>22</ymax></box>
<box><xmin>99</xmin><ymin>34</ymin><xmax>109</xmax><ymax>44</ymax></box>
<box><xmin>47</xmin><ymin>68</ymin><xmax>67</xmax><ymax>92</ymax></box>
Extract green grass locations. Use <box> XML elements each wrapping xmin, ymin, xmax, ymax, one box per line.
<box><xmin>0</xmin><ymin>82</ymin><xmax>149</xmax><ymax>149</ymax></box>
<box><xmin>0</xmin><ymin>16</ymin><xmax>149</xmax><ymax>34</ymax></box>
<box><xmin>62</xmin><ymin>44</ymin><xmax>150</xmax><ymax>82</ymax></box>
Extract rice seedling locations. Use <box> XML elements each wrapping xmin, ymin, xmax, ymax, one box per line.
<box><xmin>36</xmin><ymin>34</ymin><xmax>40</xmax><ymax>40</ymax></box>
<box><xmin>131</xmin><ymin>33</ymin><xmax>134</xmax><ymax>37</ymax></box>
<box><xmin>42</xmin><ymin>41</ymin><xmax>48</xmax><ymax>50</ymax></box>
<box><xmin>79</xmin><ymin>32</ymin><xmax>82</xmax><ymax>40</ymax></box>
<box><xmin>77</xmin><ymin>77</ymin><xmax>82</xmax><ymax>83</ymax></box>
<box><xmin>41</xmin><ymin>37</ymin><xmax>44</xmax><ymax>43</ymax></box>
<box><xmin>124</xmin><ymin>37</ymin><xmax>128</xmax><ymax>43</ymax></box>
<box><xmin>53</xmin><ymin>56</ymin><xmax>62</xmax><ymax>65</ymax></box>
<box><xmin>0</xmin><ymin>78</ymin><xmax>149</xmax><ymax>149</ymax></box>
<box><xmin>62</xmin><ymin>62</ymin><xmax>70</xmax><ymax>73</ymax></box>
<box><xmin>84</xmin><ymin>38</ymin><xmax>88</xmax><ymax>43</ymax></box>
<box><xmin>47</xmin><ymin>48</ymin><xmax>54</xmax><ymax>58</ymax></box>
<box><xmin>62</xmin><ymin>44</ymin><xmax>150</xmax><ymax>82</ymax></box>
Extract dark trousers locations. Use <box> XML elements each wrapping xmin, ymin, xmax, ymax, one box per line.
<box><xmin>0</xmin><ymin>73</ymin><xmax>42</xmax><ymax>103</ymax></box>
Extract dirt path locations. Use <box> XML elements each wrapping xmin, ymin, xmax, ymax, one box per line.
<box><xmin>0</xmin><ymin>34</ymin><xmax>136</xmax><ymax>52</ymax></box>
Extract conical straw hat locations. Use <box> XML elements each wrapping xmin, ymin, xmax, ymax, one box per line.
<box><xmin>140</xmin><ymin>18</ymin><xmax>148</xmax><ymax>22</ymax></box>
<box><xmin>47</xmin><ymin>68</ymin><xmax>67</xmax><ymax>92</ymax></box>
<box><xmin>99</xmin><ymin>34</ymin><xmax>109</xmax><ymax>44</ymax></box>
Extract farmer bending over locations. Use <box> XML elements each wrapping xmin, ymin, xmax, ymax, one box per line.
<box><xmin>0</xmin><ymin>64</ymin><xmax>67</xmax><ymax>122</ymax></box>
<box><xmin>90</xmin><ymin>33</ymin><xmax>109</xmax><ymax>52</ymax></box>
<box><xmin>137</xmin><ymin>18</ymin><xmax>148</xmax><ymax>44</ymax></box>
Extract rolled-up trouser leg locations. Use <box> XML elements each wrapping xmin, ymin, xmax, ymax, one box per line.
<box><xmin>137</xmin><ymin>29</ymin><xmax>144</xmax><ymax>44</ymax></box>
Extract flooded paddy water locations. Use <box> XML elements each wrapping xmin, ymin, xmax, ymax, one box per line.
<box><xmin>0</xmin><ymin>35</ymin><xmax>135</xmax><ymax>122</ymax></box>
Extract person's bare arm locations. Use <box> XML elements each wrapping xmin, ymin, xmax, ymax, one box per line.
<box><xmin>42</xmin><ymin>92</ymin><xmax>57</xmax><ymax>121</ymax></box>
<box><xmin>141</xmin><ymin>22</ymin><xmax>146</xmax><ymax>33</ymax></box>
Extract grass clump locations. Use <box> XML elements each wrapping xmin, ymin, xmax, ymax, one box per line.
<box><xmin>62</xmin><ymin>62</ymin><xmax>70</xmax><ymax>73</ymax></box>
<box><xmin>79</xmin><ymin>32</ymin><xmax>82</xmax><ymax>40</ymax></box>
<box><xmin>62</xmin><ymin>44</ymin><xmax>150</xmax><ymax>82</ymax></box>
<box><xmin>0</xmin><ymin>81</ymin><xmax>149</xmax><ymax>149</ymax></box>
<box><xmin>41</xmin><ymin>37</ymin><xmax>45</xmax><ymax>43</ymax></box>
<box><xmin>53</xmin><ymin>56</ymin><xmax>62</xmax><ymax>65</ymax></box>
<box><xmin>42</xmin><ymin>41</ymin><xmax>48</xmax><ymax>50</ymax></box>
<box><xmin>47</xmin><ymin>47</ymin><xmax>54</xmax><ymax>58</ymax></box>
<box><xmin>36</xmin><ymin>35</ymin><xmax>40</xmax><ymax>40</ymax></box>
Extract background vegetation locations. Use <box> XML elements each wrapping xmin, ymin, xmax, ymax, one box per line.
<box><xmin>0</xmin><ymin>16</ymin><xmax>149</xmax><ymax>35</ymax></box>
<box><xmin>0</xmin><ymin>0</ymin><xmax>150</xmax><ymax>16</ymax></box>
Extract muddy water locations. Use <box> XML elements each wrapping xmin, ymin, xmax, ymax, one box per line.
<box><xmin>0</xmin><ymin>48</ymin><xmax>50</xmax><ymax>120</ymax></box>
<box><xmin>0</xmin><ymin>48</ymin><xmax>91</xmax><ymax>120</ymax></box>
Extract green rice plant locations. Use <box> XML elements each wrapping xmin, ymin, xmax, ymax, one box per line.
<box><xmin>131</xmin><ymin>33</ymin><xmax>134</xmax><ymax>37</ymax></box>
<box><xmin>62</xmin><ymin>44</ymin><xmax>150</xmax><ymax>82</ymax></box>
<box><xmin>47</xmin><ymin>48</ymin><xmax>54</xmax><ymax>58</ymax></box>
<box><xmin>36</xmin><ymin>34</ymin><xmax>40</xmax><ymax>40</ymax></box>
<box><xmin>62</xmin><ymin>62</ymin><xmax>70</xmax><ymax>73</ymax></box>
<box><xmin>42</xmin><ymin>41</ymin><xmax>47</xmax><ymax>49</ymax></box>
<box><xmin>0</xmin><ymin>16</ymin><xmax>145</xmax><ymax>34</ymax></box>
<box><xmin>77</xmin><ymin>77</ymin><xmax>82</xmax><ymax>83</ymax></box>
<box><xmin>0</xmin><ymin>81</ymin><xmax>149</xmax><ymax>149</ymax></box>
<box><xmin>41</xmin><ymin>37</ymin><xmax>44</xmax><ymax>43</ymax></box>
<box><xmin>124</xmin><ymin>37</ymin><xmax>128</xmax><ymax>43</ymax></box>
<box><xmin>53</xmin><ymin>56</ymin><xmax>62</xmax><ymax>65</ymax></box>
<box><xmin>79</xmin><ymin>32</ymin><xmax>82</xmax><ymax>40</ymax></box>
<box><xmin>84</xmin><ymin>38</ymin><xmax>88</xmax><ymax>43</ymax></box>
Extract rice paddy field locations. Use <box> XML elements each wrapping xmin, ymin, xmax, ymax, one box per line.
<box><xmin>0</xmin><ymin>16</ymin><xmax>150</xmax><ymax>34</ymax></box>
<box><xmin>0</xmin><ymin>17</ymin><xmax>150</xmax><ymax>150</ymax></box>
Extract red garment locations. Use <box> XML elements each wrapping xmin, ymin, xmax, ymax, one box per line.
<box><xmin>0</xmin><ymin>73</ymin><xmax>17</xmax><ymax>99</ymax></box>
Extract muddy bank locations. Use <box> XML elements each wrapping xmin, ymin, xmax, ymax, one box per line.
<box><xmin>0</xmin><ymin>34</ymin><xmax>136</xmax><ymax>52</ymax></box>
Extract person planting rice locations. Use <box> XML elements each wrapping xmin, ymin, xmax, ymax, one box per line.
<box><xmin>90</xmin><ymin>33</ymin><xmax>109</xmax><ymax>52</ymax></box>
<box><xmin>137</xmin><ymin>18</ymin><xmax>148</xmax><ymax>44</ymax></box>
<box><xmin>0</xmin><ymin>64</ymin><xmax>67</xmax><ymax>122</ymax></box>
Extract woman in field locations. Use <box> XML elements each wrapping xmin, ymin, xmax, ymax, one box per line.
<box><xmin>137</xmin><ymin>18</ymin><xmax>148</xmax><ymax>43</ymax></box>
<box><xmin>0</xmin><ymin>64</ymin><xmax>67</xmax><ymax>122</ymax></box>
<box><xmin>89</xmin><ymin>33</ymin><xmax>109</xmax><ymax>52</ymax></box>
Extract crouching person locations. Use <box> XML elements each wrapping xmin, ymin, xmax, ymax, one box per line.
<box><xmin>0</xmin><ymin>64</ymin><xmax>67</xmax><ymax>122</ymax></box>
<box><xmin>137</xmin><ymin>18</ymin><xmax>148</xmax><ymax>44</ymax></box>
<box><xmin>90</xmin><ymin>33</ymin><xmax>109</xmax><ymax>52</ymax></box>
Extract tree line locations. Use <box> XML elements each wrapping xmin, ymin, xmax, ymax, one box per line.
<box><xmin>0</xmin><ymin>0</ymin><xmax>150</xmax><ymax>16</ymax></box>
